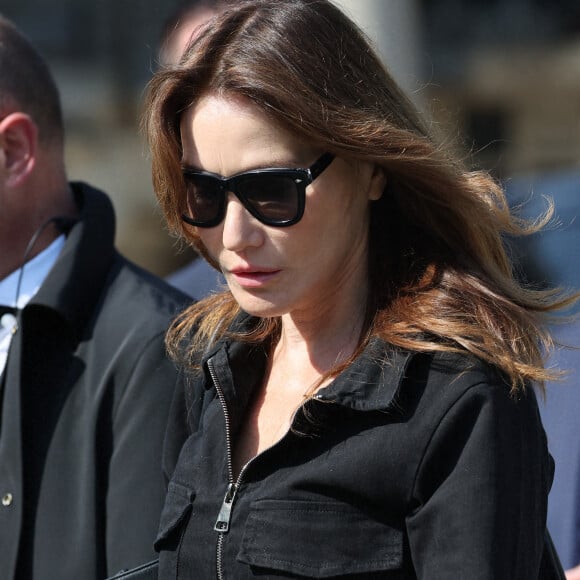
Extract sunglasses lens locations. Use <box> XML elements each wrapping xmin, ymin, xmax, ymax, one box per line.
<box><xmin>183</xmin><ymin>174</ymin><xmax>222</xmax><ymax>224</ymax></box>
<box><xmin>181</xmin><ymin>168</ymin><xmax>307</xmax><ymax>227</ymax></box>
<box><xmin>241</xmin><ymin>175</ymin><xmax>300</xmax><ymax>224</ymax></box>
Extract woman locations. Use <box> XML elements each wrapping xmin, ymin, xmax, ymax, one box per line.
<box><xmin>143</xmin><ymin>1</ymin><xmax>571</xmax><ymax>577</ymax></box>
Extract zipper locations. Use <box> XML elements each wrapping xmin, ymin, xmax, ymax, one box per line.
<box><xmin>209</xmin><ymin>358</ymin><xmax>323</xmax><ymax>580</ymax></box>
<box><xmin>208</xmin><ymin>359</ymin><xmax>230</xmax><ymax>580</ymax></box>
<box><xmin>210</xmin><ymin>359</ymin><xmax>254</xmax><ymax>580</ymax></box>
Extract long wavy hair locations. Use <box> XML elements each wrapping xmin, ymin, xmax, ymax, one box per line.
<box><xmin>144</xmin><ymin>0</ymin><xmax>573</xmax><ymax>393</ymax></box>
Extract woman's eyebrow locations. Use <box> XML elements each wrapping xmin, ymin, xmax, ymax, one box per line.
<box><xmin>180</xmin><ymin>157</ymin><xmax>305</xmax><ymax>175</ymax></box>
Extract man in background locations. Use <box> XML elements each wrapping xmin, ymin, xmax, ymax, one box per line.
<box><xmin>158</xmin><ymin>0</ymin><xmax>221</xmax><ymax>66</ymax></box>
<box><xmin>160</xmin><ymin>0</ymin><xmax>228</xmax><ymax>298</ymax></box>
<box><xmin>0</xmin><ymin>15</ymin><xmax>188</xmax><ymax>579</ymax></box>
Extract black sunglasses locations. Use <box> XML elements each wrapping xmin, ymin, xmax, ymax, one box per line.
<box><xmin>180</xmin><ymin>152</ymin><xmax>335</xmax><ymax>228</ymax></box>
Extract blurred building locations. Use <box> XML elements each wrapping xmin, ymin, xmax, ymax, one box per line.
<box><xmin>420</xmin><ymin>0</ymin><xmax>580</xmax><ymax>300</ymax></box>
<box><xmin>421</xmin><ymin>0</ymin><xmax>580</xmax><ymax>178</ymax></box>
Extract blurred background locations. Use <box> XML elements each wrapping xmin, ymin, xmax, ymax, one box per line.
<box><xmin>3</xmin><ymin>0</ymin><xmax>580</xmax><ymax>570</ymax></box>
<box><xmin>2</xmin><ymin>0</ymin><xmax>579</xmax><ymax>288</ymax></box>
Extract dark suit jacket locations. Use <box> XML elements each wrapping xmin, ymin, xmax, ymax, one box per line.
<box><xmin>0</xmin><ymin>183</ymin><xmax>189</xmax><ymax>579</ymax></box>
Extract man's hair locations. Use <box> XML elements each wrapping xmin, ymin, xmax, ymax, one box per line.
<box><xmin>0</xmin><ymin>15</ymin><xmax>64</xmax><ymax>145</ymax></box>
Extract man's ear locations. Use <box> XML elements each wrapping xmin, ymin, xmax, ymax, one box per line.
<box><xmin>0</xmin><ymin>112</ymin><xmax>38</xmax><ymax>187</ymax></box>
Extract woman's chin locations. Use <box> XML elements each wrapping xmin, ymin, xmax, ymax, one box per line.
<box><xmin>229</xmin><ymin>288</ymin><xmax>289</xmax><ymax>319</ymax></box>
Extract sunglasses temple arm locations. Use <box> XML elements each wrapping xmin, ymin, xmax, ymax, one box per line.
<box><xmin>309</xmin><ymin>152</ymin><xmax>335</xmax><ymax>179</ymax></box>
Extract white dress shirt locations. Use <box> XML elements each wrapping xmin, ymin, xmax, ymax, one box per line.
<box><xmin>0</xmin><ymin>235</ymin><xmax>65</xmax><ymax>374</ymax></box>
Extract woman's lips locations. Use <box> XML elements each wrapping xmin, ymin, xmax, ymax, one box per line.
<box><xmin>229</xmin><ymin>268</ymin><xmax>281</xmax><ymax>288</ymax></box>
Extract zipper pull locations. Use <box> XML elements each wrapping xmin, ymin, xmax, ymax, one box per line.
<box><xmin>214</xmin><ymin>483</ymin><xmax>238</xmax><ymax>533</ymax></box>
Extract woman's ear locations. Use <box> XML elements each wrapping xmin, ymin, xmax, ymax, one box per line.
<box><xmin>367</xmin><ymin>163</ymin><xmax>386</xmax><ymax>201</ymax></box>
<box><xmin>0</xmin><ymin>112</ymin><xmax>38</xmax><ymax>187</ymax></box>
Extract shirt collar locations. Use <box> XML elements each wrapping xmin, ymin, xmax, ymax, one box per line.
<box><xmin>203</xmin><ymin>313</ymin><xmax>413</xmax><ymax>414</ymax></box>
<box><xmin>20</xmin><ymin>183</ymin><xmax>117</xmax><ymax>341</ymax></box>
<box><xmin>313</xmin><ymin>338</ymin><xmax>413</xmax><ymax>412</ymax></box>
<box><xmin>0</xmin><ymin>235</ymin><xmax>65</xmax><ymax>309</ymax></box>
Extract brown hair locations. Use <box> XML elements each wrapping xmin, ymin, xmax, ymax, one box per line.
<box><xmin>0</xmin><ymin>15</ymin><xmax>64</xmax><ymax>146</ymax></box>
<box><xmin>144</xmin><ymin>0</ymin><xmax>573</xmax><ymax>393</ymax></box>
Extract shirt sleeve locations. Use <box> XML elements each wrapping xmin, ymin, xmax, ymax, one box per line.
<box><xmin>406</xmin><ymin>381</ymin><xmax>552</xmax><ymax>579</ymax></box>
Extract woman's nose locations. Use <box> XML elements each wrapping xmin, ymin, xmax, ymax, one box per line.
<box><xmin>221</xmin><ymin>191</ymin><xmax>263</xmax><ymax>251</ymax></box>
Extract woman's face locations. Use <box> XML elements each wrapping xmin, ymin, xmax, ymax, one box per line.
<box><xmin>180</xmin><ymin>94</ymin><xmax>384</xmax><ymax>321</ymax></box>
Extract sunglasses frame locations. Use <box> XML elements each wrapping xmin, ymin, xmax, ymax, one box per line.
<box><xmin>180</xmin><ymin>152</ymin><xmax>335</xmax><ymax>228</ymax></box>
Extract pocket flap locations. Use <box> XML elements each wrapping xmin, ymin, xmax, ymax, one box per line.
<box><xmin>238</xmin><ymin>499</ymin><xmax>403</xmax><ymax>577</ymax></box>
<box><xmin>154</xmin><ymin>482</ymin><xmax>195</xmax><ymax>549</ymax></box>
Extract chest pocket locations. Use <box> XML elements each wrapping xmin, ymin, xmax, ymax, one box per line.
<box><xmin>154</xmin><ymin>481</ymin><xmax>195</xmax><ymax>578</ymax></box>
<box><xmin>238</xmin><ymin>499</ymin><xmax>403</xmax><ymax>578</ymax></box>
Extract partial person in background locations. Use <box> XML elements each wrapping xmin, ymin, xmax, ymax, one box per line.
<box><xmin>506</xmin><ymin>172</ymin><xmax>580</xmax><ymax>580</ymax></box>
<box><xmin>0</xmin><ymin>15</ymin><xmax>188</xmax><ymax>580</ymax></box>
<box><xmin>548</xmin><ymin>322</ymin><xmax>580</xmax><ymax>580</ymax></box>
<box><xmin>543</xmin><ymin>320</ymin><xmax>580</xmax><ymax>580</ymax></box>
<box><xmin>159</xmin><ymin>0</ymin><xmax>228</xmax><ymax>298</ymax></box>
<box><xmin>158</xmin><ymin>0</ymin><xmax>223</xmax><ymax>67</ymax></box>
<box><xmin>141</xmin><ymin>1</ymin><xmax>572</xmax><ymax>577</ymax></box>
